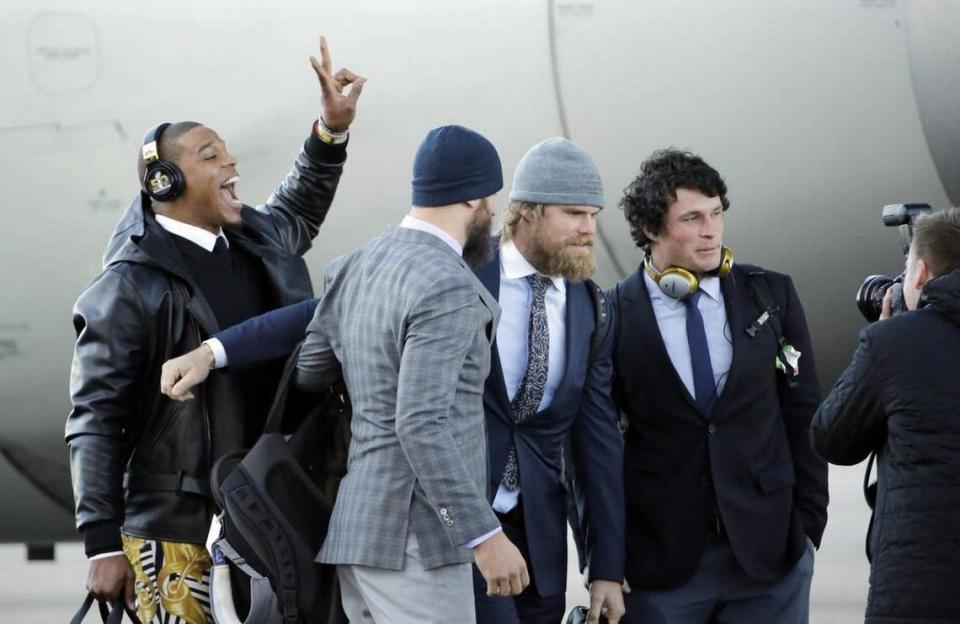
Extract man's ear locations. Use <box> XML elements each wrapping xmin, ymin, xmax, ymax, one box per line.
<box><xmin>916</xmin><ymin>257</ymin><xmax>932</xmax><ymax>289</ymax></box>
<box><xmin>642</xmin><ymin>226</ymin><xmax>659</xmax><ymax>243</ymax></box>
<box><xmin>465</xmin><ymin>198</ymin><xmax>481</xmax><ymax>210</ymax></box>
<box><xmin>520</xmin><ymin>203</ymin><xmax>546</xmax><ymax>223</ymax></box>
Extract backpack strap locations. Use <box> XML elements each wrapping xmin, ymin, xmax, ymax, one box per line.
<box><xmin>584</xmin><ymin>278</ymin><xmax>609</xmax><ymax>364</ymax></box>
<box><xmin>262</xmin><ymin>342</ymin><xmax>305</xmax><ymax>434</ymax></box>
<box><xmin>744</xmin><ymin>270</ymin><xmax>798</xmax><ymax>389</ymax></box>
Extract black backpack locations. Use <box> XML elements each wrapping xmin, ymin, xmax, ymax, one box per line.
<box><xmin>210</xmin><ymin>343</ymin><xmax>351</xmax><ymax>623</ymax></box>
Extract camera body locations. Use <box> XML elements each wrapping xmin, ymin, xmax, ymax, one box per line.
<box><xmin>855</xmin><ymin>203</ymin><xmax>933</xmax><ymax>322</ymax></box>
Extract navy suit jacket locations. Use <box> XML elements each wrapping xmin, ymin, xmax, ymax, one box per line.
<box><xmin>610</xmin><ymin>263</ymin><xmax>829</xmax><ymax>590</ymax></box>
<box><xmin>214</xmin><ymin>242</ymin><xmax>625</xmax><ymax>596</ymax></box>
<box><xmin>473</xmin><ymin>241</ymin><xmax>624</xmax><ymax>596</ymax></box>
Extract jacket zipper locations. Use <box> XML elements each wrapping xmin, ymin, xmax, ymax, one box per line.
<box><xmin>193</xmin><ymin>321</ymin><xmax>212</xmax><ymax>464</ymax></box>
<box><xmin>193</xmin><ymin>319</ymin><xmax>215</xmax><ymax>516</ymax></box>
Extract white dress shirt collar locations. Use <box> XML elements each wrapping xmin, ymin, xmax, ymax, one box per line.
<box><xmin>399</xmin><ymin>214</ymin><xmax>463</xmax><ymax>256</ymax></box>
<box><xmin>697</xmin><ymin>275</ymin><xmax>722</xmax><ymax>303</ymax></box>
<box><xmin>155</xmin><ymin>214</ymin><xmax>228</xmax><ymax>251</ymax></box>
<box><xmin>500</xmin><ymin>239</ymin><xmax>565</xmax><ymax>293</ymax></box>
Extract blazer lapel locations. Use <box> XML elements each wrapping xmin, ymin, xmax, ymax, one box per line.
<box><xmin>559</xmin><ymin>279</ymin><xmax>588</xmax><ymax>395</ymax></box>
<box><xmin>473</xmin><ymin>240</ymin><xmax>511</xmax><ymax>415</ymax></box>
<box><xmin>714</xmin><ymin>270</ymin><xmax>749</xmax><ymax>413</ymax></box>
<box><xmin>474</xmin><ymin>241</ymin><xmax>501</xmax><ymax>300</ymax></box>
<box><xmin>619</xmin><ymin>270</ymin><xmax>703</xmax><ymax>418</ymax></box>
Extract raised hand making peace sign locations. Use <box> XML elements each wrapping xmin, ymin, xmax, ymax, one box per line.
<box><xmin>310</xmin><ymin>35</ymin><xmax>366</xmax><ymax>132</ymax></box>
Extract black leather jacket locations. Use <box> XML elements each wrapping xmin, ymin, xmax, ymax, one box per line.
<box><xmin>66</xmin><ymin>130</ymin><xmax>346</xmax><ymax>556</ymax></box>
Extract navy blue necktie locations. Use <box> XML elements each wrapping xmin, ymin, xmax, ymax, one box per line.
<box><xmin>684</xmin><ymin>290</ymin><xmax>717</xmax><ymax>414</ymax></box>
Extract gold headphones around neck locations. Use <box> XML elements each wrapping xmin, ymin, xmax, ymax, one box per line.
<box><xmin>643</xmin><ymin>246</ymin><xmax>734</xmax><ymax>299</ymax></box>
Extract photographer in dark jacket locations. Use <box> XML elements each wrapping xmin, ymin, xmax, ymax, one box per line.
<box><xmin>65</xmin><ymin>36</ymin><xmax>363</xmax><ymax>621</ymax></box>
<box><xmin>812</xmin><ymin>207</ymin><xmax>960</xmax><ymax>624</ymax></box>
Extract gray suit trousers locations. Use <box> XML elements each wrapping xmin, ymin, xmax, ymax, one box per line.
<box><xmin>338</xmin><ymin>530</ymin><xmax>476</xmax><ymax>624</ymax></box>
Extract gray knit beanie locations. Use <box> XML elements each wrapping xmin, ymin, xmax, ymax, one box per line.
<box><xmin>508</xmin><ymin>137</ymin><xmax>604</xmax><ymax>208</ymax></box>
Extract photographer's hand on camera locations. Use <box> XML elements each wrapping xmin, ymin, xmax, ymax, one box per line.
<box><xmin>879</xmin><ymin>288</ymin><xmax>894</xmax><ymax>321</ymax></box>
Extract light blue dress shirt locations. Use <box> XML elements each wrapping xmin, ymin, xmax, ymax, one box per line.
<box><xmin>492</xmin><ymin>240</ymin><xmax>566</xmax><ymax>513</ymax></box>
<box><xmin>643</xmin><ymin>271</ymin><xmax>733</xmax><ymax>399</ymax></box>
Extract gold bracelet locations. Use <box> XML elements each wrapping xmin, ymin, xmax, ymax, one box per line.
<box><xmin>316</xmin><ymin>116</ymin><xmax>348</xmax><ymax>144</ymax></box>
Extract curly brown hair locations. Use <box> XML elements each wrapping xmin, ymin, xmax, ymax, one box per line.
<box><xmin>619</xmin><ymin>148</ymin><xmax>730</xmax><ymax>249</ymax></box>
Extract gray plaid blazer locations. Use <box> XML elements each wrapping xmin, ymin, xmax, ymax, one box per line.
<box><xmin>297</xmin><ymin>225</ymin><xmax>501</xmax><ymax>570</ymax></box>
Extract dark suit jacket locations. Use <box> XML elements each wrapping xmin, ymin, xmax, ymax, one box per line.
<box><xmin>609</xmin><ymin>263</ymin><xmax>828</xmax><ymax>590</ymax></box>
<box><xmin>215</xmin><ymin>241</ymin><xmax>625</xmax><ymax>595</ymax></box>
<box><xmin>812</xmin><ymin>269</ymin><xmax>960</xmax><ymax>622</ymax></box>
<box><xmin>474</xmin><ymin>242</ymin><xmax>624</xmax><ymax>597</ymax></box>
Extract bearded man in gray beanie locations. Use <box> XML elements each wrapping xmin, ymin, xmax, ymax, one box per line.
<box><xmin>159</xmin><ymin>136</ymin><xmax>624</xmax><ymax>623</ymax></box>
<box><xmin>468</xmin><ymin>137</ymin><xmax>625</xmax><ymax>624</ymax></box>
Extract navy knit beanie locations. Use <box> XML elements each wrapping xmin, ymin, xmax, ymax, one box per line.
<box><xmin>411</xmin><ymin>125</ymin><xmax>503</xmax><ymax>207</ymax></box>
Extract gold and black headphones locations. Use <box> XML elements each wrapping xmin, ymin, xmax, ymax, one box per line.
<box><xmin>643</xmin><ymin>246</ymin><xmax>734</xmax><ymax>299</ymax></box>
<box><xmin>141</xmin><ymin>123</ymin><xmax>186</xmax><ymax>203</ymax></box>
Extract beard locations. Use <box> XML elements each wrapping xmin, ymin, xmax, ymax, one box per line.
<box><xmin>524</xmin><ymin>230</ymin><xmax>597</xmax><ymax>282</ymax></box>
<box><xmin>462</xmin><ymin>201</ymin><xmax>493</xmax><ymax>267</ymax></box>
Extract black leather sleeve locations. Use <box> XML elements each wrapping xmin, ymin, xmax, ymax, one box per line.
<box><xmin>776</xmin><ymin>274</ymin><xmax>830</xmax><ymax>547</ymax></box>
<box><xmin>65</xmin><ymin>268</ymin><xmax>147</xmax><ymax>555</ymax></box>
<box><xmin>255</xmin><ymin>126</ymin><xmax>348</xmax><ymax>256</ymax></box>
<box><xmin>811</xmin><ymin>329</ymin><xmax>886</xmax><ymax>466</ymax></box>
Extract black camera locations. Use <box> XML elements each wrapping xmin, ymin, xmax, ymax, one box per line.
<box><xmin>855</xmin><ymin>203</ymin><xmax>933</xmax><ymax>322</ymax></box>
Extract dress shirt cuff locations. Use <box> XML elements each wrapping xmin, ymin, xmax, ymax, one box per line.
<box><xmin>88</xmin><ymin>550</ymin><xmax>125</xmax><ymax>561</ymax></box>
<box><xmin>203</xmin><ymin>338</ymin><xmax>227</xmax><ymax>369</ymax></box>
<box><xmin>491</xmin><ymin>483</ymin><xmax>520</xmax><ymax>514</ymax></box>
<box><xmin>465</xmin><ymin>526</ymin><xmax>502</xmax><ymax>549</ymax></box>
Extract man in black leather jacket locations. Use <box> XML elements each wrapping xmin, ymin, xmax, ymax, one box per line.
<box><xmin>812</xmin><ymin>207</ymin><xmax>960</xmax><ymax>623</ymax></box>
<box><xmin>65</xmin><ymin>36</ymin><xmax>364</xmax><ymax>620</ymax></box>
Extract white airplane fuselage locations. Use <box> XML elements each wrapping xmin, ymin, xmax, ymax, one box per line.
<box><xmin>0</xmin><ymin>0</ymin><xmax>957</xmax><ymax>544</ymax></box>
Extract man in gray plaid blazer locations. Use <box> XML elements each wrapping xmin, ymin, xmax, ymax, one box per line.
<box><xmin>296</xmin><ymin>125</ymin><xmax>529</xmax><ymax>623</ymax></box>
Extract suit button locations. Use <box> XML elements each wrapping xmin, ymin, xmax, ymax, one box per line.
<box><xmin>439</xmin><ymin>507</ymin><xmax>449</xmax><ymax>516</ymax></box>
<box><xmin>708</xmin><ymin>424</ymin><xmax>716</xmax><ymax>434</ymax></box>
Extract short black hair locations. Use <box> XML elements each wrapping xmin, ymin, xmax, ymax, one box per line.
<box><xmin>136</xmin><ymin>121</ymin><xmax>202</xmax><ymax>191</ymax></box>
<box><xmin>619</xmin><ymin>148</ymin><xmax>730</xmax><ymax>249</ymax></box>
<box><xmin>913</xmin><ymin>207</ymin><xmax>960</xmax><ymax>277</ymax></box>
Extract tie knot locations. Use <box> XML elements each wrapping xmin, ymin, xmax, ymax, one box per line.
<box><xmin>527</xmin><ymin>274</ymin><xmax>551</xmax><ymax>300</ymax></box>
<box><xmin>212</xmin><ymin>236</ymin><xmax>229</xmax><ymax>257</ymax></box>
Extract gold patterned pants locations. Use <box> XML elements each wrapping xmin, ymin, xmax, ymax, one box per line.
<box><xmin>122</xmin><ymin>534</ymin><xmax>213</xmax><ymax>624</ymax></box>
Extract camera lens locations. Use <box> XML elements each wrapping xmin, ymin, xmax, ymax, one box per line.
<box><xmin>856</xmin><ymin>275</ymin><xmax>894</xmax><ymax>322</ymax></box>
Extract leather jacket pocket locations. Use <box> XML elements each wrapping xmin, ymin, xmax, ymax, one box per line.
<box><xmin>141</xmin><ymin>400</ymin><xmax>184</xmax><ymax>455</ymax></box>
